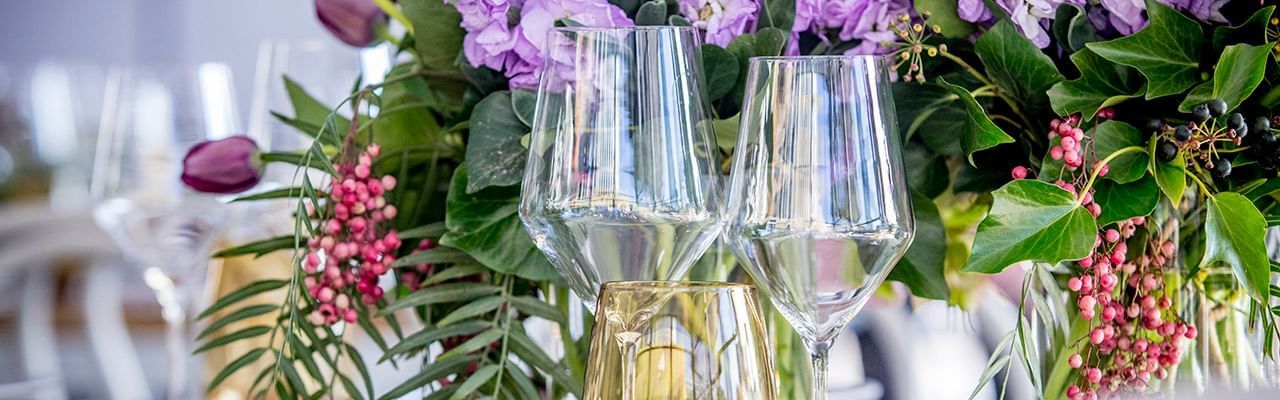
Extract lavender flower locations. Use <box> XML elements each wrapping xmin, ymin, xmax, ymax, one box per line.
<box><xmin>1101</xmin><ymin>0</ymin><xmax>1146</xmax><ymax>35</ymax></box>
<box><xmin>451</xmin><ymin>0</ymin><xmax>519</xmax><ymax>71</ymax></box>
<box><xmin>790</xmin><ymin>0</ymin><xmax>911</xmax><ymax>55</ymax></box>
<box><xmin>678</xmin><ymin>0</ymin><xmax>759</xmax><ymax>46</ymax></box>
<box><xmin>509</xmin><ymin>0</ymin><xmax>633</xmax><ymax>88</ymax></box>
<box><xmin>957</xmin><ymin>0</ymin><xmax>992</xmax><ymax>23</ymax></box>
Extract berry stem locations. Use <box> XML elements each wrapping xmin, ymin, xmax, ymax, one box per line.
<box><xmin>1077</xmin><ymin>146</ymin><xmax>1146</xmax><ymax>205</ymax></box>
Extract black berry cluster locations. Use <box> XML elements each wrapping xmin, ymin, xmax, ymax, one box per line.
<box><xmin>1152</xmin><ymin>99</ymin><xmax>1249</xmax><ymax>178</ymax></box>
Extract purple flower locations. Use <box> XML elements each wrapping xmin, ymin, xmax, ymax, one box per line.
<box><xmin>677</xmin><ymin>0</ymin><xmax>759</xmax><ymax>46</ymax></box>
<box><xmin>181</xmin><ymin>136</ymin><xmax>263</xmax><ymax>194</ymax></box>
<box><xmin>1101</xmin><ymin>0</ymin><xmax>1146</xmax><ymax>35</ymax></box>
<box><xmin>451</xmin><ymin>0</ymin><xmax>520</xmax><ymax>71</ymax></box>
<box><xmin>315</xmin><ymin>0</ymin><xmax>387</xmax><ymax>47</ymax></box>
<box><xmin>790</xmin><ymin>0</ymin><xmax>911</xmax><ymax>55</ymax></box>
<box><xmin>958</xmin><ymin>0</ymin><xmax>993</xmax><ymax>23</ymax></box>
<box><xmin>1163</xmin><ymin>0</ymin><xmax>1230</xmax><ymax>23</ymax></box>
<box><xmin>509</xmin><ymin>0</ymin><xmax>633</xmax><ymax>89</ymax></box>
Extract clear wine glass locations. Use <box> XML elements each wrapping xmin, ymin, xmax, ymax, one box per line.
<box><xmin>91</xmin><ymin>64</ymin><xmax>237</xmax><ymax>399</ymax></box>
<box><xmin>724</xmin><ymin>55</ymin><xmax>914</xmax><ymax>399</ymax></box>
<box><xmin>519</xmin><ymin>26</ymin><xmax>724</xmax><ymax>310</ymax></box>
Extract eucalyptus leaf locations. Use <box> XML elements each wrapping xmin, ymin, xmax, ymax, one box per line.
<box><xmin>464</xmin><ymin>91</ymin><xmax>529</xmax><ymax>193</ymax></box>
<box><xmin>937</xmin><ymin>77</ymin><xmax>1015</xmax><ymax>165</ymax></box>
<box><xmin>1201</xmin><ymin>193</ymin><xmax>1271</xmax><ymax>303</ymax></box>
<box><xmin>1047</xmin><ymin>48</ymin><xmax>1145</xmax><ymax>119</ymax></box>
<box><xmin>1093</xmin><ymin>175</ymin><xmax>1159</xmax><ymax>226</ymax></box>
<box><xmin>1093</xmin><ymin>121</ymin><xmax>1149</xmax><ymax>183</ymax></box>
<box><xmin>1085</xmin><ymin>0</ymin><xmax>1204</xmax><ymax>99</ymax></box>
<box><xmin>889</xmin><ymin>191</ymin><xmax>949</xmax><ymax>300</ymax></box>
<box><xmin>963</xmin><ymin>180</ymin><xmax>1098</xmax><ymax>274</ymax></box>
<box><xmin>974</xmin><ymin>20</ymin><xmax>1063</xmax><ymax>111</ymax></box>
<box><xmin>440</xmin><ymin>166</ymin><xmax>559</xmax><ymax>280</ymax></box>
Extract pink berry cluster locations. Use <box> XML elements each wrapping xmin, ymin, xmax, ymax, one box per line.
<box><xmin>302</xmin><ymin>143</ymin><xmax>403</xmax><ymax>325</ymax></box>
<box><xmin>1063</xmin><ymin>218</ymin><xmax>1195</xmax><ymax>399</ymax></box>
<box><xmin>1048</xmin><ymin>115</ymin><xmax>1092</xmax><ymax>172</ymax></box>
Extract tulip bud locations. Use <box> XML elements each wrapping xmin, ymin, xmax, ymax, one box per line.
<box><xmin>316</xmin><ymin>0</ymin><xmax>387</xmax><ymax>47</ymax></box>
<box><xmin>181</xmin><ymin>136</ymin><xmax>262</xmax><ymax>194</ymax></box>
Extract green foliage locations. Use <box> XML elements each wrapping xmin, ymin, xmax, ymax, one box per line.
<box><xmin>402</xmin><ymin>0</ymin><xmax>464</xmax><ymax>70</ymax></box>
<box><xmin>1177</xmin><ymin>43</ymin><xmax>1271</xmax><ymax>113</ymax></box>
<box><xmin>440</xmin><ymin>165</ymin><xmax>559</xmax><ymax>280</ymax></box>
<box><xmin>937</xmin><ymin>77</ymin><xmax>1015</xmax><ymax>165</ymax></box>
<box><xmin>915</xmin><ymin>0</ymin><xmax>974</xmax><ymax>38</ymax></box>
<box><xmin>701</xmin><ymin>44</ymin><xmax>740</xmax><ymax>101</ymax></box>
<box><xmin>974</xmin><ymin>21</ymin><xmax>1063</xmax><ymax>112</ymax></box>
<box><xmin>1202</xmin><ymin>193</ymin><xmax>1271</xmax><ymax>303</ymax></box>
<box><xmin>889</xmin><ymin>191</ymin><xmax>949</xmax><ymax>300</ymax></box>
<box><xmin>1086</xmin><ymin>0</ymin><xmax>1204</xmax><ymax>99</ymax></box>
<box><xmin>1150</xmin><ymin>137</ymin><xmax>1187</xmax><ymax>207</ymax></box>
<box><xmin>1093</xmin><ymin>176</ymin><xmax>1159</xmax><ymax>226</ymax></box>
<box><xmin>1092</xmin><ymin>121</ymin><xmax>1149</xmax><ymax>184</ymax></box>
<box><xmin>1051</xmin><ymin>4</ymin><xmax>1096</xmax><ymax>52</ymax></box>
<box><xmin>963</xmin><ymin>180</ymin><xmax>1099</xmax><ymax>274</ymax></box>
<box><xmin>1047</xmin><ymin>48</ymin><xmax>1146</xmax><ymax>119</ymax></box>
<box><xmin>464</xmin><ymin>91</ymin><xmax>530</xmax><ymax>192</ymax></box>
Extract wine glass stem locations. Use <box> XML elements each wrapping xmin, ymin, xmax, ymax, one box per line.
<box><xmin>616</xmin><ymin>331</ymin><xmax>641</xmax><ymax>400</ymax></box>
<box><xmin>809</xmin><ymin>341</ymin><xmax>831</xmax><ymax>400</ymax></box>
<box><xmin>157</xmin><ymin>289</ymin><xmax>188</xmax><ymax>400</ymax></box>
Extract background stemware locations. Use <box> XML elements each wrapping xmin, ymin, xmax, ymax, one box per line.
<box><xmin>724</xmin><ymin>55</ymin><xmax>914</xmax><ymax>399</ymax></box>
<box><xmin>91</xmin><ymin>64</ymin><xmax>237</xmax><ymax>399</ymax></box>
<box><xmin>585</xmin><ymin>281</ymin><xmax>777</xmax><ymax>400</ymax></box>
<box><xmin>519</xmin><ymin>25</ymin><xmax>724</xmax><ymax>310</ymax></box>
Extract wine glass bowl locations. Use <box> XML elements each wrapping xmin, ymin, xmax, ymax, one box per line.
<box><xmin>519</xmin><ymin>26</ymin><xmax>724</xmax><ymax>309</ymax></box>
<box><xmin>724</xmin><ymin>55</ymin><xmax>913</xmax><ymax>398</ymax></box>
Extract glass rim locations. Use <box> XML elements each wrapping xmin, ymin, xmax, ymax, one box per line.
<box><xmin>600</xmin><ymin>280</ymin><xmax>756</xmax><ymax>293</ymax></box>
<box><xmin>549</xmin><ymin>25</ymin><xmax>698</xmax><ymax>33</ymax></box>
<box><xmin>748</xmin><ymin>54</ymin><xmax>886</xmax><ymax>63</ymax></box>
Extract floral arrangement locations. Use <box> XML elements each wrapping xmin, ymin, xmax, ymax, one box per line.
<box><xmin>189</xmin><ymin>0</ymin><xmax>1280</xmax><ymax>398</ymax></box>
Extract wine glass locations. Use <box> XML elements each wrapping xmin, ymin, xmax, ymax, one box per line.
<box><xmin>91</xmin><ymin>64</ymin><xmax>237</xmax><ymax>399</ymax></box>
<box><xmin>585</xmin><ymin>281</ymin><xmax>777</xmax><ymax>400</ymax></box>
<box><xmin>518</xmin><ymin>26</ymin><xmax>724</xmax><ymax>310</ymax></box>
<box><xmin>723</xmin><ymin>55</ymin><xmax>914</xmax><ymax>399</ymax></box>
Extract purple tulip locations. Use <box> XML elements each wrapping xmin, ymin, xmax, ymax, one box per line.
<box><xmin>181</xmin><ymin>136</ymin><xmax>263</xmax><ymax>194</ymax></box>
<box><xmin>316</xmin><ymin>0</ymin><xmax>387</xmax><ymax>47</ymax></box>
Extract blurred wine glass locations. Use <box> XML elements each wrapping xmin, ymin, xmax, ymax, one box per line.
<box><xmin>519</xmin><ymin>26</ymin><xmax>724</xmax><ymax>311</ymax></box>
<box><xmin>91</xmin><ymin>64</ymin><xmax>238</xmax><ymax>399</ymax></box>
<box><xmin>724</xmin><ymin>55</ymin><xmax>914</xmax><ymax>400</ymax></box>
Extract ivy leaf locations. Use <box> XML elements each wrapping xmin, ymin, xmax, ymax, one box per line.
<box><xmin>937</xmin><ymin>77</ymin><xmax>1015</xmax><ymax>166</ymax></box>
<box><xmin>904</xmin><ymin>145</ymin><xmax>950</xmax><ymax>198</ymax></box>
<box><xmin>1177</xmin><ymin>43</ymin><xmax>1271</xmax><ymax>113</ymax></box>
<box><xmin>963</xmin><ymin>180</ymin><xmax>1098</xmax><ymax>274</ymax></box>
<box><xmin>402</xmin><ymin>0</ymin><xmax>464</xmax><ymax>71</ymax></box>
<box><xmin>974</xmin><ymin>20</ymin><xmax>1064</xmax><ymax>111</ymax></box>
<box><xmin>440</xmin><ymin>165</ymin><xmax>558</xmax><ymax>280</ymax></box>
<box><xmin>1149</xmin><ymin>136</ymin><xmax>1186</xmax><ymax>207</ymax></box>
<box><xmin>1212</xmin><ymin>6</ymin><xmax>1274</xmax><ymax>48</ymax></box>
<box><xmin>701</xmin><ymin>44</ymin><xmax>740</xmax><ymax>101</ymax></box>
<box><xmin>1202</xmin><ymin>192</ymin><xmax>1271</xmax><ymax>303</ymax></box>
<box><xmin>1093</xmin><ymin>121</ymin><xmax>1149</xmax><ymax>184</ymax></box>
<box><xmin>1086</xmin><ymin>0</ymin><xmax>1204</xmax><ymax>99</ymax></box>
<box><xmin>914</xmin><ymin>0</ymin><xmax>975</xmax><ymax>38</ymax></box>
<box><xmin>465</xmin><ymin>91</ymin><xmax>529</xmax><ymax>193</ymax></box>
<box><xmin>889</xmin><ymin>191</ymin><xmax>949</xmax><ymax>300</ymax></box>
<box><xmin>1052</xmin><ymin>4</ymin><xmax>1097</xmax><ymax>52</ymax></box>
<box><xmin>1093</xmin><ymin>175</ymin><xmax>1159</xmax><ymax>226</ymax></box>
<box><xmin>1047</xmin><ymin>48</ymin><xmax>1146</xmax><ymax>119</ymax></box>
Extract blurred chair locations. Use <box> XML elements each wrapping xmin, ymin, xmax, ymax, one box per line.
<box><xmin>0</xmin><ymin>201</ymin><xmax>150</xmax><ymax>399</ymax></box>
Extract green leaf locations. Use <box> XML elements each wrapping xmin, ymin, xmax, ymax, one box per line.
<box><xmin>440</xmin><ymin>165</ymin><xmax>559</xmax><ymax>280</ymax></box>
<box><xmin>915</xmin><ymin>0</ymin><xmax>975</xmax><ymax>38</ymax></box>
<box><xmin>419</xmin><ymin>264</ymin><xmax>490</xmax><ymax>287</ymax></box>
<box><xmin>713</xmin><ymin>115</ymin><xmax>741</xmax><ymax>151</ymax></box>
<box><xmin>342</xmin><ymin>343</ymin><xmax>376</xmax><ymax>399</ymax></box>
<box><xmin>635</xmin><ymin>1</ymin><xmax>667</xmax><ymax>25</ymax></box>
<box><xmin>1047</xmin><ymin>48</ymin><xmax>1146</xmax><ymax>119</ymax></box>
<box><xmin>437</xmin><ymin>295</ymin><xmax>505</xmax><ymax>327</ymax></box>
<box><xmin>1177</xmin><ymin>43</ymin><xmax>1271</xmax><ymax>113</ymax></box>
<box><xmin>511</xmin><ymin>89</ymin><xmax>537</xmax><ymax>127</ymax></box>
<box><xmin>889</xmin><ymin>191</ymin><xmax>949</xmax><ymax>300</ymax></box>
<box><xmin>1093</xmin><ymin>121</ymin><xmax>1150</xmax><ymax>183</ymax></box>
<box><xmin>974</xmin><ymin>21</ymin><xmax>1063</xmax><ymax>111</ymax></box>
<box><xmin>196</xmin><ymin>304</ymin><xmax>277</xmax><ymax>340</ymax></box>
<box><xmin>1085</xmin><ymin>0</ymin><xmax>1204</xmax><ymax>99</ymax></box>
<box><xmin>968</xmin><ymin>329</ymin><xmax>1015</xmax><ymax>400</ymax></box>
<box><xmin>963</xmin><ymin>180</ymin><xmax>1098</xmax><ymax>274</ymax></box>
<box><xmin>438</xmin><ymin>329</ymin><xmax>504</xmax><ymax>360</ymax></box>
<box><xmin>509</xmin><ymin>329</ymin><xmax>582</xmax><ymax>396</ymax></box>
<box><xmin>207</xmin><ymin>348</ymin><xmax>266</xmax><ymax>392</ymax></box>
<box><xmin>1051</xmin><ymin>4</ymin><xmax>1097</xmax><ymax>52</ymax></box>
<box><xmin>390</xmin><ymin>246</ymin><xmax>477</xmax><ymax>267</ymax></box>
<box><xmin>1093</xmin><ymin>175</ymin><xmax>1159</xmax><ymax>226</ymax></box>
<box><xmin>198</xmin><ymin>279</ymin><xmax>288</xmax><ymax>319</ymax></box>
<box><xmin>503</xmin><ymin>362</ymin><xmax>540</xmax><ymax>400</ymax></box>
<box><xmin>212</xmin><ymin>236</ymin><xmax>296</xmax><ymax>258</ymax></box>
<box><xmin>378</xmin><ymin>355</ymin><xmax>479</xmax><ymax>400</ymax></box>
<box><xmin>381</xmin><ymin>282</ymin><xmax>502</xmax><ymax>314</ymax></box>
<box><xmin>465</xmin><ymin>91</ymin><xmax>529</xmax><ymax>193</ymax></box>
<box><xmin>1149</xmin><ymin>137</ymin><xmax>1187</xmax><ymax>207</ymax></box>
<box><xmin>381</xmin><ymin>320</ymin><xmax>491</xmax><ymax>362</ymax></box>
<box><xmin>508</xmin><ymin>295</ymin><xmax>567</xmax><ymax>323</ymax></box>
<box><xmin>398</xmin><ymin>221</ymin><xmax>447</xmax><ymax>240</ymax></box>
<box><xmin>450</xmin><ymin>365</ymin><xmax>500</xmax><ymax>400</ymax></box>
<box><xmin>904</xmin><ymin>145</ymin><xmax>949</xmax><ymax>198</ymax></box>
<box><xmin>279</xmin><ymin>76</ymin><xmax>347</xmax><ymax>145</ymax></box>
<box><xmin>402</xmin><ymin>0</ymin><xmax>464</xmax><ymax>70</ymax></box>
<box><xmin>761</xmin><ymin>0</ymin><xmax>797</xmax><ymax>32</ymax></box>
<box><xmin>937</xmin><ymin>77</ymin><xmax>1015</xmax><ymax>165</ymax></box>
<box><xmin>1201</xmin><ymin>192</ymin><xmax>1271</xmax><ymax>303</ymax></box>
<box><xmin>753</xmin><ymin>28</ymin><xmax>788</xmax><ymax>57</ymax></box>
<box><xmin>701</xmin><ymin>44</ymin><xmax>740</xmax><ymax>101</ymax></box>
<box><xmin>193</xmin><ymin>325</ymin><xmax>271</xmax><ymax>354</ymax></box>
<box><xmin>1212</xmin><ymin>6</ymin><xmax>1274</xmax><ymax>48</ymax></box>
<box><xmin>231</xmin><ymin>187</ymin><xmax>316</xmax><ymax>202</ymax></box>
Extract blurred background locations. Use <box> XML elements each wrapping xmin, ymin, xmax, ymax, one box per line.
<box><xmin>5</xmin><ymin>1</ymin><xmax>1272</xmax><ymax>400</ymax></box>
